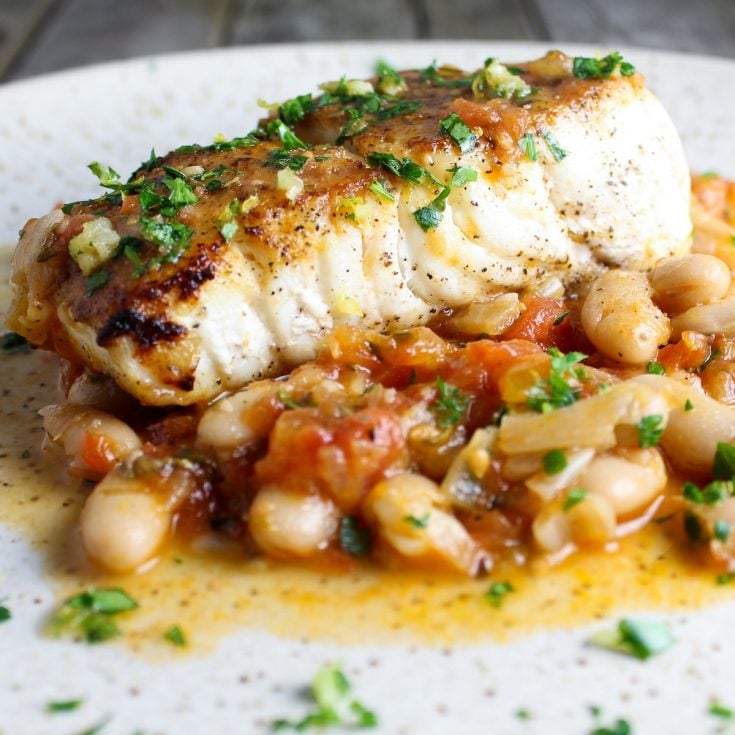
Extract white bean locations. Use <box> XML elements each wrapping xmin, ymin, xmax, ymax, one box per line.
<box><xmin>577</xmin><ymin>448</ymin><xmax>666</xmax><ymax>517</ymax></box>
<box><xmin>650</xmin><ymin>253</ymin><xmax>730</xmax><ymax>313</ymax></box>
<box><xmin>446</xmin><ymin>294</ymin><xmax>522</xmax><ymax>336</ymax></box>
<box><xmin>80</xmin><ymin>463</ymin><xmax>193</xmax><ymax>572</ymax></box>
<box><xmin>581</xmin><ymin>270</ymin><xmax>670</xmax><ymax>364</ymax></box>
<box><xmin>363</xmin><ymin>473</ymin><xmax>486</xmax><ymax>574</ymax></box>
<box><xmin>670</xmin><ymin>299</ymin><xmax>735</xmax><ymax>339</ymax></box>
<box><xmin>566</xmin><ymin>493</ymin><xmax>617</xmax><ymax>545</ymax></box>
<box><xmin>248</xmin><ymin>486</ymin><xmax>339</xmax><ymax>558</ymax></box>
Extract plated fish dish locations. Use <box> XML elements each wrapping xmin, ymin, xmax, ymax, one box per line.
<box><xmin>7</xmin><ymin>49</ymin><xmax>735</xmax><ymax>587</ymax></box>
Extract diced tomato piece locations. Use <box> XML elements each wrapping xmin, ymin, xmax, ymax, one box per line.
<box><xmin>80</xmin><ymin>432</ymin><xmax>117</xmax><ymax>475</ymax></box>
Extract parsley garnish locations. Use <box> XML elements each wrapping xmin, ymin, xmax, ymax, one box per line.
<box><xmin>646</xmin><ymin>361</ymin><xmax>665</xmax><ymax>375</ymax></box>
<box><xmin>709</xmin><ymin>701</ymin><xmax>734</xmax><ymax>719</ymax></box>
<box><xmin>272</xmin><ymin>663</ymin><xmax>377</xmax><ymax>731</ymax></box>
<box><xmin>564</xmin><ymin>488</ymin><xmax>587</xmax><ymax>511</ymax></box>
<box><xmin>1</xmin><ymin>331</ymin><xmax>29</xmax><ymax>354</ymax></box>
<box><xmin>138</xmin><ymin>217</ymin><xmax>193</xmax><ymax>270</ymax></box>
<box><xmin>683</xmin><ymin>479</ymin><xmax>731</xmax><ymax>506</ymax></box>
<box><xmin>47</xmin><ymin>699</ymin><xmax>84</xmax><ymax>713</ymax></box>
<box><xmin>279</xmin><ymin>93</ymin><xmax>316</xmax><ymax>125</ymax></box>
<box><xmin>590</xmin><ymin>719</ymin><xmax>633</xmax><ymax>735</ymax></box>
<box><xmin>588</xmin><ymin>618</ymin><xmax>674</xmax><ymax>660</ymax></box>
<box><xmin>369</xmin><ymin>180</ymin><xmax>395</xmax><ymax>202</ymax></box>
<box><xmin>526</xmin><ymin>348</ymin><xmax>586</xmax><ymax>413</ymax></box>
<box><xmin>268</xmin><ymin>119</ymin><xmax>309</xmax><ymax>151</ymax></box>
<box><xmin>447</xmin><ymin>164</ymin><xmax>478</xmax><ymax>187</ymax></box>
<box><xmin>404</xmin><ymin>514</ymin><xmax>430</xmax><ymax>529</ymax></box>
<box><xmin>543</xmin><ymin>449</ymin><xmax>567</xmax><ymax>475</ymax></box>
<box><xmin>713</xmin><ymin>442</ymin><xmax>735</xmax><ymax>479</ymax></box>
<box><xmin>49</xmin><ymin>587</ymin><xmax>138</xmax><ymax>644</ymax></box>
<box><xmin>85</xmin><ymin>269</ymin><xmax>110</xmax><ymax>296</ymax></box>
<box><xmin>0</xmin><ymin>605</ymin><xmax>10</xmax><ymax>623</ymax></box>
<box><xmin>573</xmin><ymin>52</ymin><xmax>636</xmax><ymax>79</ymax></box>
<box><xmin>717</xmin><ymin>572</ymin><xmax>735</xmax><ymax>585</ymax></box>
<box><xmin>429</xmin><ymin>377</ymin><xmax>470</xmax><ymax>428</ymax></box>
<box><xmin>164</xmin><ymin>176</ymin><xmax>198</xmax><ymax>209</ymax></box>
<box><xmin>519</xmin><ymin>133</ymin><xmax>538</xmax><ymax>161</ymax></box>
<box><xmin>267</xmin><ymin>149</ymin><xmax>308</xmax><ymax>171</ymax></box>
<box><xmin>440</xmin><ymin>112</ymin><xmax>477</xmax><ymax>154</ymax></box>
<box><xmin>541</xmin><ymin>131</ymin><xmax>569</xmax><ymax>161</ymax></box>
<box><xmin>421</xmin><ymin>61</ymin><xmax>474</xmax><ymax>88</ymax></box>
<box><xmin>163</xmin><ymin>625</ymin><xmax>187</xmax><ymax>647</ymax></box>
<box><xmin>339</xmin><ymin>516</ymin><xmax>372</xmax><ymax>557</ymax></box>
<box><xmin>636</xmin><ymin>415</ymin><xmax>664</xmax><ymax>448</ymax></box>
<box><xmin>684</xmin><ymin>399</ymin><xmax>694</xmax><ymax>411</ymax></box>
<box><xmin>484</xmin><ymin>581</ymin><xmax>514</xmax><ymax>608</ymax></box>
<box><xmin>366</xmin><ymin>152</ymin><xmax>432</xmax><ymax>184</ymax></box>
<box><xmin>219</xmin><ymin>221</ymin><xmax>238</xmax><ymax>242</ymax></box>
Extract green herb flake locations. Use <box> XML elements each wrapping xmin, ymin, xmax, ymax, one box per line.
<box><xmin>713</xmin><ymin>442</ymin><xmax>735</xmax><ymax>479</ymax></box>
<box><xmin>1</xmin><ymin>331</ymin><xmax>29</xmax><ymax>354</ymax></box>
<box><xmin>268</xmin><ymin>119</ymin><xmax>309</xmax><ymax>151</ymax></box>
<box><xmin>519</xmin><ymin>133</ymin><xmax>538</xmax><ymax>161</ymax></box>
<box><xmin>74</xmin><ymin>717</ymin><xmax>111</xmax><ymax>735</ymax></box>
<box><xmin>553</xmin><ymin>311</ymin><xmax>568</xmax><ymax>326</ymax></box>
<box><xmin>88</xmin><ymin>161</ymin><xmax>121</xmax><ymax>187</ymax></box>
<box><xmin>448</xmin><ymin>164</ymin><xmax>478</xmax><ymax>188</ymax></box>
<box><xmin>684</xmin><ymin>399</ymin><xmax>694</xmax><ymax>411</ymax></box>
<box><xmin>47</xmin><ymin>699</ymin><xmax>84</xmax><ymax>713</ymax></box>
<box><xmin>339</xmin><ymin>516</ymin><xmax>372</xmax><ymax>557</ymax></box>
<box><xmin>21</xmin><ymin>449</ymin><xmax>30</xmax><ymax>459</ymax></box>
<box><xmin>165</xmin><ymin>176</ymin><xmax>199</xmax><ymax>209</ymax></box>
<box><xmin>684</xmin><ymin>510</ymin><xmax>705</xmax><ymax>542</ymax></box>
<box><xmin>163</xmin><ymin>625</ymin><xmax>187</xmax><ymax>647</ymax></box>
<box><xmin>49</xmin><ymin>587</ymin><xmax>138</xmax><ymax>644</ymax></box>
<box><xmin>702</xmin><ymin>170</ymin><xmax>719</xmax><ymax>179</ymax></box>
<box><xmin>429</xmin><ymin>377</ymin><xmax>470</xmax><ymax>428</ymax></box>
<box><xmin>636</xmin><ymin>415</ymin><xmax>664</xmax><ymax>448</ymax></box>
<box><xmin>564</xmin><ymin>488</ymin><xmax>588</xmax><ymax>511</ymax></box>
<box><xmin>368</xmin><ymin>180</ymin><xmax>395</xmax><ymax>202</ymax></box>
<box><xmin>0</xmin><ymin>605</ymin><xmax>10</xmax><ymax>623</ymax></box>
<box><xmin>699</xmin><ymin>348</ymin><xmax>721</xmax><ymax>372</ymax></box>
<box><xmin>709</xmin><ymin>701</ymin><xmax>734</xmax><ymax>719</ymax></box>
<box><xmin>573</xmin><ymin>52</ymin><xmax>636</xmax><ymax>79</ymax></box>
<box><xmin>439</xmin><ymin>112</ymin><xmax>478</xmax><ymax>154</ymax></box>
<box><xmin>716</xmin><ymin>572</ymin><xmax>735</xmax><ymax>585</ymax></box>
<box><xmin>515</xmin><ymin>708</ymin><xmax>531</xmax><ymax>720</ymax></box>
<box><xmin>526</xmin><ymin>348</ymin><xmax>587</xmax><ymax>413</ymax></box>
<box><xmin>272</xmin><ymin>663</ymin><xmax>377</xmax><ymax>731</ymax></box>
<box><xmin>588</xmin><ymin>618</ymin><xmax>674</xmax><ymax>660</ymax></box>
<box><xmin>590</xmin><ymin>719</ymin><xmax>633</xmax><ymax>735</ymax></box>
<box><xmin>85</xmin><ymin>269</ymin><xmax>110</xmax><ymax>296</ymax></box>
<box><xmin>404</xmin><ymin>514</ymin><xmax>430</xmax><ymax>530</ymax></box>
<box><xmin>484</xmin><ymin>581</ymin><xmax>514</xmax><ymax>608</ymax></box>
<box><xmin>219</xmin><ymin>221</ymin><xmax>238</xmax><ymax>242</ymax></box>
<box><xmin>714</xmin><ymin>519</ymin><xmax>731</xmax><ymax>542</ymax></box>
<box><xmin>413</xmin><ymin>204</ymin><xmax>444</xmax><ymax>231</ymax></box>
<box><xmin>646</xmin><ymin>361</ymin><xmax>665</xmax><ymax>375</ymax></box>
<box><xmin>541</xmin><ymin>131</ymin><xmax>569</xmax><ymax>161</ymax></box>
<box><xmin>543</xmin><ymin>449</ymin><xmax>567</xmax><ymax>476</ymax></box>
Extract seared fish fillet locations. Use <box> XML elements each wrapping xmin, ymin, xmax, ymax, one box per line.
<box><xmin>8</xmin><ymin>51</ymin><xmax>691</xmax><ymax>405</ymax></box>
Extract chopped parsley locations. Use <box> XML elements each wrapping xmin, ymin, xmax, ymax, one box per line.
<box><xmin>339</xmin><ymin>516</ymin><xmax>372</xmax><ymax>557</ymax></box>
<box><xmin>48</xmin><ymin>587</ymin><xmax>139</xmax><ymax>644</ymax></box>
<box><xmin>683</xmin><ymin>479</ymin><xmax>732</xmax><ymax>506</ymax></box>
<box><xmin>366</xmin><ymin>152</ymin><xmax>432</xmax><ymax>185</ymax></box>
<box><xmin>1</xmin><ymin>331</ymin><xmax>29</xmax><ymax>354</ymax></box>
<box><xmin>515</xmin><ymin>708</ymin><xmax>531</xmax><ymax>720</ymax></box>
<box><xmin>709</xmin><ymin>701</ymin><xmax>734</xmax><ymax>719</ymax></box>
<box><xmin>636</xmin><ymin>415</ymin><xmax>664</xmax><ymax>448</ymax></box>
<box><xmin>85</xmin><ymin>269</ymin><xmax>110</xmax><ymax>296</ymax></box>
<box><xmin>277</xmin><ymin>389</ymin><xmax>315</xmax><ymax>409</ymax></box>
<box><xmin>439</xmin><ymin>112</ymin><xmax>477</xmax><ymax>154</ymax></box>
<box><xmin>429</xmin><ymin>377</ymin><xmax>470</xmax><ymax>428</ymax></box>
<box><xmin>684</xmin><ymin>399</ymin><xmax>694</xmax><ymax>411</ymax></box>
<box><xmin>699</xmin><ymin>347</ymin><xmax>721</xmax><ymax>372</ymax></box>
<box><xmin>713</xmin><ymin>442</ymin><xmax>735</xmax><ymax>479</ymax></box>
<box><xmin>47</xmin><ymin>699</ymin><xmax>84</xmax><ymax>713</ymax></box>
<box><xmin>421</xmin><ymin>60</ymin><xmax>474</xmax><ymax>89</ymax></box>
<box><xmin>646</xmin><ymin>361</ymin><xmax>665</xmax><ymax>375</ymax></box>
<box><xmin>374</xmin><ymin>59</ymin><xmax>406</xmax><ymax>95</ymax></box>
<box><xmin>484</xmin><ymin>581</ymin><xmax>514</xmax><ymax>608</ymax></box>
<box><xmin>519</xmin><ymin>133</ymin><xmax>538</xmax><ymax>161</ymax></box>
<box><xmin>404</xmin><ymin>514</ymin><xmax>430</xmax><ymax>529</ymax></box>
<box><xmin>543</xmin><ymin>449</ymin><xmax>567</xmax><ymax>475</ymax></box>
<box><xmin>272</xmin><ymin>663</ymin><xmax>377</xmax><ymax>731</ymax></box>
<box><xmin>368</xmin><ymin>179</ymin><xmax>395</xmax><ymax>202</ymax></box>
<box><xmin>526</xmin><ymin>348</ymin><xmax>586</xmax><ymax>413</ymax></box>
<box><xmin>541</xmin><ymin>131</ymin><xmax>569</xmax><ymax>161</ymax></box>
<box><xmin>553</xmin><ymin>311</ymin><xmax>569</xmax><ymax>326</ymax></box>
<box><xmin>0</xmin><ymin>605</ymin><xmax>10</xmax><ymax>623</ymax></box>
<box><xmin>268</xmin><ymin>119</ymin><xmax>309</xmax><ymax>151</ymax></box>
<box><xmin>717</xmin><ymin>572</ymin><xmax>735</xmax><ymax>585</ymax></box>
<box><xmin>589</xmin><ymin>719</ymin><xmax>633</xmax><ymax>735</ymax></box>
<box><xmin>278</xmin><ymin>93</ymin><xmax>316</xmax><ymax>126</ymax></box>
<box><xmin>164</xmin><ymin>176</ymin><xmax>198</xmax><ymax>208</ymax></box>
<box><xmin>138</xmin><ymin>217</ymin><xmax>193</xmax><ymax>270</ymax></box>
<box><xmin>219</xmin><ymin>221</ymin><xmax>238</xmax><ymax>242</ymax></box>
<box><xmin>564</xmin><ymin>488</ymin><xmax>588</xmax><ymax>511</ymax></box>
<box><xmin>163</xmin><ymin>625</ymin><xmax>187</xmax><ymax>647</ymax></box>
<box><xmin>588</xmin><ymin>618</ymin><xmax>674</xmax><ymax>660</ymax></box>
<box><xmin>573</xmin><ymin>52</ymin><xmax>636</xmax><ymax>79</ymax></box>
<box><xmin>447</xmin><ymin>164</ymin><xmax>478</xmax><ymax>188</ymax></box>
<box><xmin>267</xmin><ymin>149</ymin><xmax>309</xmax><ymax>171</ymax></box>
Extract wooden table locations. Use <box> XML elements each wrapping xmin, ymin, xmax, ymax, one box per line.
<box><xmin>2</xmin><ymin>0</ymin><xmax>734</xmax><ymax>82</ymax></box>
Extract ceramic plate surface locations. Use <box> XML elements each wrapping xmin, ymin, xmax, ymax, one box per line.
<box><xmin>1</xmin><ymin>41</ymin><xmax>735</xmax><ymax>735</ymax></box>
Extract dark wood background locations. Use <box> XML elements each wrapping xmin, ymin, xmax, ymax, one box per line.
<box><xmin>2</xmin><ymin>0</ymin><xmax>735</xmax><ymax>82</ymax></box>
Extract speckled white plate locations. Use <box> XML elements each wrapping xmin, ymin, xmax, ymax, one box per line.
<box><xmin>1</xmin><ymin>42</ymin><xmax>735</xmax><ymax>735</ymax></box>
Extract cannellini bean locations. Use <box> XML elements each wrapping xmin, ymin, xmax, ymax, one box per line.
<box><xmin>197</xmin><ymin>381</ymin><xmax>281</xmax><ymax>456</ymax></box>
<box><xmin>671</xmin><ymin>299</ymin><xmax>735</xmax><ymax>339</ymax></box>
<box><xmin>80</xmin><ymin>462</ymin><xmax>194</xmax><ymax>573</ymax></box>
<box><xmin>566</xmin><ymin>493</ymin><xmax>617</xmax><ymax>545</ymax></box>
<box><xmin>40</xmin><ymin>404</ymin><xmax>141</xmax><ymax>478</ymax></box>
<box><xmin>526</xmin><ymin>448</ymin><xmax>596</xmax><ymax>502</ymax></box>
<box><xmin>498</xmin><ymin>380</ymin><xmax>670</xmax><ymax>454</ymax></box>
<box><xmin>248</xmin><ymin>486</ymin><xmax>339</xmax><ymax>558</ymax></box>
<box><xmin>581</xmin><ymin>270</ymin><xmax>670</xmax><ymax>364</ymax></box>
<box><xmin>577</xmin><ymin>448</ymin><xmax>666</xmax><ymax>517</ymax></box>
<box><xmin>633</xmin><ymin>373</ymin><xmax>735</xmax><ymax>474</ymax></box>
<box><xmin>532</xmin><ymin>509</ymin><xmax>571</xmax><ymax>553</ymax></box>
<box><xmin>364</xmin><ymin>473</ymin><xmax>486</xmax><ymax>574</ymax></box>
<box><xmin>650</xmin><ymin>253</ymin><xmax>730</xmax><ymax>313</ymax></box>
<box><xmin>446</xmin><ymin>294</ymin><xmax>522</xmax><ymax>336</ymax></box>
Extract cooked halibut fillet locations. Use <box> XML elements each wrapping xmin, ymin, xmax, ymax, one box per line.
<box><xmin>7</xmin><ymin>52</ymin><xmax>691</xmax><ymax>405</ymax></box>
